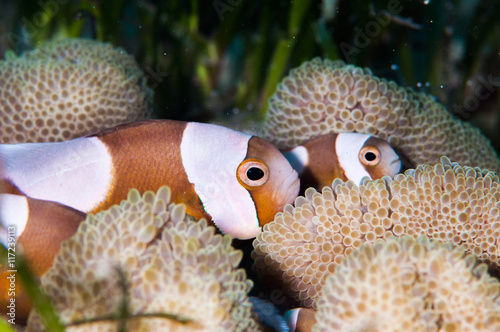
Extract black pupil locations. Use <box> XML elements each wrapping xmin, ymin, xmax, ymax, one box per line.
<box><xmin>247</xmin><ymin>167</ymin><xmax>264</xmax><ymax>181</ymax></box>
<box><xmin>365</xmin><ymin>152</ymin><xmax>377</xmax><ymax>161</ymax></box>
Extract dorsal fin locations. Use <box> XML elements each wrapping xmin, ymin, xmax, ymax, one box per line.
<box><xmin>86</xmin><ymin>119</ymin><xmax>176</xmax><ymax>138</ymax></box>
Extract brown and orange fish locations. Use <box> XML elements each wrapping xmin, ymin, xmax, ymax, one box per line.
<box><xmin>284</xmin><ymin>133</ymin><xmax>401</xmax><ymax>192</ymax></box>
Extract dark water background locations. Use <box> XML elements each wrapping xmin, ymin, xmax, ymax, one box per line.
<box><xmin>1</xmin><ymin>0</ymin><xmax>499</xmax><ymax>152</ymax></box>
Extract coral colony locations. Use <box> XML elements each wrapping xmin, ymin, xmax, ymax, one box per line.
<box><xmin>27</xmin><ymin>187</ymin><xmax>260</xmax><ymax>331</ymax></box>
<box><xmin>0</xmin><ymin>39</ymin><xmax>152</xmax><ymax>143</ymax></box>
<box><xmin>1</xmin><ymin>39</ymin><xmax>500</xmax><ymax>332</ymax></box>
<box><xmin>313</xmin><ymin>236</ymin><xmax>500</xmax><ymax>331</ymax></box>
<box><xmin>253</xmin><ymin>157</ymin><xmax>500</xmax><ymax>307</ymax></box>
<box><xmin>262</xmin><ymin>58</ymin><xmax>500</xmax><ymax>173</ymax></box>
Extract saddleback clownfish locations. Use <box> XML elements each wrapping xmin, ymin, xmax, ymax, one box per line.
<box><xmin>0</xmin><ymin>119</ymin><xmax>300</xmax><ymax>241</ymax></box>
<box><xmin>283</xmin><ymin>133</ymin><xmax>401</xmax><ymax>193</ymax></box>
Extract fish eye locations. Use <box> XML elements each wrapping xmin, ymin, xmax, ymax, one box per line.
<box><xmin>359</xmin><ymin>146</ymin><xmax>381</xmax><ymax>166</ymax></box>
<box><xmin>247</xmin><ymin>167</ymin><xmax>265</xmax><ymax>180</ymax></box>
<box><xmin>237</xmin><ymin>159</ymin><xmax>269</xmax><ymax>187</ymax></box>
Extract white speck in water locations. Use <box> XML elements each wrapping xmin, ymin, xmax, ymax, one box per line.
<box><xmin>425</xmin><ymin>82</ymin><xmax>430</xmax><ymax>87</ymax></box>
<box><xmin>423</xmin><ymin>0</ymin><xmax>430</xmax><ymax>4</ymax></box>
<box><xmin>391</xmin><ymin>64</ymin><xmax>398</xmax><ymax>70</ymax></box>
<box><xmin>417</xmin><ymin>82</ymin><xmax>423</xmax><ymax>88</ymax></box>
<box><xmin>138</xmin><ymin>25</ymin><xmax>142</xmax><ymax>29</ymax></box>
<box><xmin>163</xmin><ymin>52</ymin><xmax>167</xmax><ymax>56</ymax></box>
<box><xmin>440</xmin><ymin>85</ymin><xmax>444</xmax><ymax>89</ymax></box>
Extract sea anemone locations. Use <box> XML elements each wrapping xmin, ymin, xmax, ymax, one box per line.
<box><xmin>27</xmin><ymin>186</ymin><xmax>259</xmax><ymax>331</ymax></box>
<box><xmin>0</xmin><ymin>195</ymin><xmax>86</xmax><ymax>322</ymax></box>
<box><xmin>261</xmin><ymin>58</ymin><xmax>500</xmax><ymax>172</ymax></box>
<box><xmin>252</xmin><ymin>157</ymin><xmax>500</xmax><ymax>307</ymax></box>
<box><xmin>0</xmin><ymin>38</ymin><xmax>153</xmax><ymax>143</ymax></box>
<box><xmin>313</xmin><ymin>236</ymin><xmax>500</xmax><ymax>331</ymax></box>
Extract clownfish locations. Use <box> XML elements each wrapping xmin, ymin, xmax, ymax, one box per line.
<box><xmin>283</xmin><ymin>133</ymin><xmax>401</xmax><ymax>192</ymax></box>
<box><xmin>285</xmin><ymin>308</ymin><xmax>316</xmax><ymax>332</ymax></box>
<box><xmin>0</xmin><ymin>120</ymin><xmax>300</xmax><ymax>240</ymax></box>
<box><xmin>0</xmin><ymin>119</ymin><xmax>300</xmax><ymax>321</ymax></box>
<box><xmin>0</xmin><ymin>194</ymin><xmax>85</xmax><ymax>321</ymax></box>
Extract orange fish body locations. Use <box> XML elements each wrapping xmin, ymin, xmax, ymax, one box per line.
<box><xmin>0</xmin><ymin>194</ymin><xmax>85</xmax><ymax>322</ymax></box>
<box><xmin>285</xmin><ymin>308</ymin><xmax>317</xmax><ymax>332</ymax></box>
<box><xmin>0</xmin><ymin>120</ymin><xmax>300</xmax><ymax>321</ymax></box>
<box><xmin>1</xmin><ymin>120</ymin><xmax>300</xmax><ymax>239</ymax></box>
<box><xmin>284</xmin><ymin>133</ymin><xmax>401</xmax><ymax>192</ymax></box>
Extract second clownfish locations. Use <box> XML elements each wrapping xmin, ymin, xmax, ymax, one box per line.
<box><xmin>284</xmin><ymin>133</ymin><xmax>402</xmax><ymax>192</ymax></box>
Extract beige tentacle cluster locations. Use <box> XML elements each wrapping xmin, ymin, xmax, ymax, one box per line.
<box><xmin>262</xmin><ymin>57</ymin><xmax>500</xmax><ymax>172</ymax></box>
<box><xmin>313</xmin><ymin>236</ymin><xmax>500</xmax><ymax>332</ymax></box>
<box><xmin>27</xmin><ymin>186</ymin><xmax>259</xmax><ymax>332</ymax></box>
<box><xmin>0</xmin><ymin>38</ymin><xmax>153</xmax><ymax>143</ymax></box>
<box><xmin>252</xmin><ymin>157</ymin><xmax>500</xmax><ymax>308</ymax></box>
